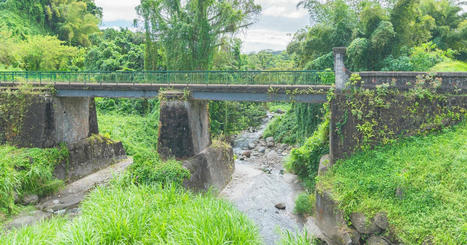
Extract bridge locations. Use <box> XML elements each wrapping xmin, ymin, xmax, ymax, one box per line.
<box><xmin>0</xmin><ymin>70</ymin><xmax>333</xmax><ymax>103</ymax></box>
<box><xmin>1</xmin><ymin>47</ymin><xmax>465</xmax><ymax>165</ymax></box>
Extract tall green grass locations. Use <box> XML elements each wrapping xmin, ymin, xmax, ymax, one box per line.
<box><xmin>1</xmin><ymin>185</ymin><xmax>262</xmax><ymax>244</ymax></box>
<box><xmin>317</xmin><ymin>120</ymin><xmax>467</xmax><ymax>244</ymax></box>
<box><xmin>0</xmin><ymin>145</ymin><xmax>68</xmax><ymax>217</ymax></box>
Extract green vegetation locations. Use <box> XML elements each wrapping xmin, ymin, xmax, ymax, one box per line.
<box><xmin>279</xmin><ymin>230</ymin><xmax>321</xmax><ymax>245</ymax></box>
<box><xmin>286</xmin><ymin>109</ymin><xmax>330</xmax><ymax>190</ymax></box>
<box><xmin>317</xmin><ymin>120</ymin><xmax>467</xmax><ymax>244</ymax></box>
<box><xmin>294</xmin><ymin>193</ymin><xmax>314</xmax><ymax>216</ymax></box>
<box><xmin>264</xmin><ymin>103</ymin><xmax>325</xmax><ymax>145</ymax></box>
<box><xmin>431</xmin><ymin>61</ymin><xmax>467</xmax><ymax>72</ymax></box>
<box><xmin>291</xmin><ymin>0</ymin><xmax>466</xmax><ymax>71</ymax></box>
<box><xmin>1</xmin><ymin>185</ymin><xmax>261</xmax><ymax>244</ymax></box>
<box><xmin>0</xmin><ymin>145</ymin><xmax>68</xmax><ymax>217</ymax></box>
<box><xmin>210</xmin><ymin>101</ymin><xmax>267</xmax><ymax>136</ymax></box>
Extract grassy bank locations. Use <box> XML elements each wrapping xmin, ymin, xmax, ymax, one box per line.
<box><xmin>317</xmin><ymin>121</ymin><xmax>467</xmax><ymax>244</ymax></box>
<box><xmin>1</xmin><ymin>185</ymin><xmax>261</xmax><ymax>244</ymax></box>
<box><xmin>0</xmin><ymin>145</ymin><xmax>68</xmax><ymax>219</ymax></box>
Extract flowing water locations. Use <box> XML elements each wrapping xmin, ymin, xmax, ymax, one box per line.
<box><xmin>220</xmin><ymin>112</ymin><xmax>306</xmax><ymax>245</ymax></box>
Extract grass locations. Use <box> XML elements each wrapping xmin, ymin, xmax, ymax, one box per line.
<box><xmin>0</xmin><ymin>145</ymin><xmax>68</xmax><ymax>218</ymax></box>
<box><xmin>317</xmin><ymin>120</ymin><xmax>467</xmax><ymax>244</ymax></box>
<box><xmin>97</xmin><ymin>112</ymin><xmax>159</xmax><ymax>157</ymax></box>
<box><xmin>1</xmin><ymin>185</ymin><xmax>262</xmax><ymax>244</ymax></box>
<box><xmin>430</xmin><ymin>61</ymin><xmax>467</xmax><ymax>72</ymax></box>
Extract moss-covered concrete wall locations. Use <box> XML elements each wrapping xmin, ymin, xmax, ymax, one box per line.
<box><xmin>330</xmin><ymin>73</ymin><xmax>467</xmax><ymax>161</ymax></box>
<box><xmin>0</xmin><ymin>86</ymin><xmax>99</xmax><ymax>148</ymax></box>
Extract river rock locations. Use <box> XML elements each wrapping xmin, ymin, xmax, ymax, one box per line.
<box><xmin>242</xmin><ymin>151</ymin><xmax>251</xmax><ymax>158</ymax></box>
<box><xmin>258</xmin><ymin>147</ymin><xmax>266</xmax><ymax>153</ymax></box>
<box><xmin>266</xmin><ymin>137</ymin><xmax>275</xmax><ymax>147</ymax></box>
<box><xmin>374</xmin><ymin>212</ymin><xmax>389</xmax><ymax>230</ymax></box>
<box><xmin>266</xmin><ymin>150</ymin><xmax>278</xmax><ymax>161</ymax></box>
<box><xmin>5</xmin><ymin>210</ymin><xmax>51</xmax><ymax>230</ymax></box>
<box><xmin>248</xmin><ymin>143</ymin><xmax>256</xmax><ymax>150</ymax></box>
<box><xmin>367</xmin><ymin>236</ymin><xmax>390</xmax><ymax>245</ymax></box>
<box><xmin>22</xmin><ymin>194</ymin><xmax>39</xmax><ymax>205</ymax></box>
<box><xmin>275</xmin><ymin>108</ymin><xmax>285</xmax><ymax>114</ymax></box>
<box><xmin>350</xmin><ymin>212</ymin><xmax>381</xmax><ymax>234</ymax></box>
<box><xmin>275</xmin><ymin>203</ymin><xmax>286</xmax><ymax>210</ymax></box>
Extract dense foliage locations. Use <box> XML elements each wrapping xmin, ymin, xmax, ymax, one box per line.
<box><xmin>85</xmin><ymin>29</ymin><xmax>145</xmax><ymax>71</ymax></box>
<box><xmin>0</xmin><ymin>0</ymin><xmax>101</xmax><ymax>46</ymax></box>
<box><xmin>317</xmin><ymin>120</ymin><xmax>467</xmax><ymax>244</ymax></box>
<box><xmin>264</xmin><ymin>103</ymin><xmax>325</xmax><ymax>145</ymax></box>
<box><xmin>137</xmin><ymin>0</ymin><xmax>261</xmax><ymax>70</ymax></box>
<box><xmin>286</xmin><ymin>109</ymin><xmax>330</xmax><ymax>191</ymax></box>
<box><xmin>290</xmin><ymin>0</ymin><xmax>466</xmax><ymax>71</ymax></box>
<box><xmin>0</xmin><ymin>145</ymin><xmax>68</xmax><ymax>217</ymax></box>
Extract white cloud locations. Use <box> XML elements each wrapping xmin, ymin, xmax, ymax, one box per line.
<box><xmin>95</xmin><ymin>0</ymin><xmax>140</xmax><ymax>22</ymax></box>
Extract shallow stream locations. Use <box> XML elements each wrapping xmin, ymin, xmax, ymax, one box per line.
<box><xmin>220</xmin><ymin>112</ymin><xmax>306</xmax><ymax>245</ymax></box>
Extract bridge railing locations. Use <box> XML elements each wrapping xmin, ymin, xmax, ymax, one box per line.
<box><xmin>0</xmin><ymin>71</ymin><xmax>334</xmax><ymax>85</ymax></box>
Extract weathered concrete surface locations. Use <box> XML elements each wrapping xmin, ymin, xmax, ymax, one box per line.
<box><xmin>0</xmin><ymin>92</ymin><xmax>99</xmax><ymax>148</ymax></box>
<box><xmin>183</xmin><ymin>142</ymin><xmax>234</xmax><ymax>192</ymax></box>
<box><xmin>53</xmin><ymin>97</ymin><xmax>92</xmax><ymax>145</ymax></box>
<box><xmin>158</xmin><ymin>94</ymin><xmax>211</xmax><ymax>160</ymax></box>
<box><xmin>54</xmin><ymin>135</ymin><xmax>126</xmax><ymax>183</ymax></box>
<box><xmin>330</xmin><ymin>92</ymin><xmax>467</xmax><ymax>161</ymax></box>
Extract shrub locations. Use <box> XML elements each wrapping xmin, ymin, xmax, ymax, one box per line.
<box><xmin>286</xmin><ymin>109</ymin><xmax>329</xmax><ymax>190</ymax></box>
<box><xmin>123</xmin><ymin>155</ymin><xmax>190</xmax><ymax>187</ymax></box>
<box><xmin>0</xmin><ymin>145</ymin><xmax>68</xmax><ymax>216</ymax></box>
<box><xmin>294</xmin><ymin>193</ymin><xmax>314</xmax><ymax>216</ymax></box>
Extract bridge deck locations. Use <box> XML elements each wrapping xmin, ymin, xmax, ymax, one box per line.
<box><xmin>0</xmin><ymin>82</ymin><xmax>332</xmax><ymax>103</ymax></box>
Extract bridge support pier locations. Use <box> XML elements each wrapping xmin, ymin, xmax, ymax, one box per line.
<box><xmin>157</xmin><ymin>92</ymin><xmax>211</xmax><ymax>160</ymax></box>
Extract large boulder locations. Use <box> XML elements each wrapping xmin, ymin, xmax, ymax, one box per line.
<box><xmin>183</xmin><ymin>141</ymin><xmax>234</xmax><ymax>192</ymax></box>
<box><xmin>314</xmin><ymin>190</ymin><xmax>360</xmax><ymax>244</ymax></box>
<box><xmin>350</xmin><ymin>213</ymin><xmax>382</xmax><ymax>235</ymax></box>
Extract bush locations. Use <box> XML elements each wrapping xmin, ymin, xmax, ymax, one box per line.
<box><xmin>0</xmin><ymin>145</ymin><xmax>68</xmax><ymax>216</ymax></box>
<box><xmin>1</xmin><ymin>185</ymin><xmax>262</xmax><ymax>244</ymax></box>
<box><xmin>286</xmin><ymin>109</ymin><xmax>329</xmax><ymax>190</ymax></box>
<box><xmin>123</xmin><ymin>155</ymin><xmax>190</xmax><ymax>187</ymax></box>
<box><xmin>294</xmin><ymin>193</ymin><xmax>314</xmax><ymax>216</ymax></box>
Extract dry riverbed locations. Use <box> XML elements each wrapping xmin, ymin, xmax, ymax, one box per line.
<box><xmin>220</xmin><ymin>112</ymin><xmax>307</xmax><ymax>245</ymax></box>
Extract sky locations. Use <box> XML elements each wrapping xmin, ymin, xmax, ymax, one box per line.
<box><xmin>94</xmin><ymin>0</ymin><xmax>310</xmax><ymax>53</ymax></box>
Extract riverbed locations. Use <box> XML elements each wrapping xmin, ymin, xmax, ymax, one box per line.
<box><xmin>220</xmin><ymin>112</ymin><xmax>306</xmax><ymax>245</ymax></box>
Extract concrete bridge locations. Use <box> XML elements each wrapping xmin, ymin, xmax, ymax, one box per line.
<box><xmin>0</xmin><ymin>47</ymin><xmax>465</xmax><ymax>163</ymax></box>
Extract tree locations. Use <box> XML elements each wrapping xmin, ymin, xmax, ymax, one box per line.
<box><xmin>137</xmin><ymin>0</ymin><xmax>261</xmax><ymax>70</ymax></box>
<box><xmin>85</xmin><ymin>29</ymin><xmax>145</xmax><ymax>71</ymax></box>
<box><xmin>15</xmin><ymin>35</ymin><xmax>84</xmax><ymax>71</ymax></box>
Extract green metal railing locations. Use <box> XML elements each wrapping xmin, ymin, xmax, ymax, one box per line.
<box><xmin>0</xmin><ymin>70</ymin><xmax>334</xmax><ymax>85</ymax></box>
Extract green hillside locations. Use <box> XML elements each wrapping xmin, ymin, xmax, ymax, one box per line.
<box><xmin>317</xmin><ymin>120</ymin><xmax>467</xmax><ymax>244</ymax></box>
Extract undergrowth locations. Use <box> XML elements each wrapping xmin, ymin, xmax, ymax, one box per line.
<box><xmin>317</xmin><ymin>120</ymin><xmax>467</xmax><ymax>244</ymax></box>
<box><xmin>0</xmin><ymin>145</ymin><xmax>68</xmax><ymax>217</ymax></box>
<box><xmin>1</xmin><ymin>185</ymin><xmax>261</xmax><ymax>244</ymax></box>
<box><xmin>264</xmin><ymin>103</ymin><xmax>324</xmax><ymax>145</ymax></box>
<box><xmin>286</xmin><ymin>107</ymin><xmax>330</xmax><ymax>191</ymax></box>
